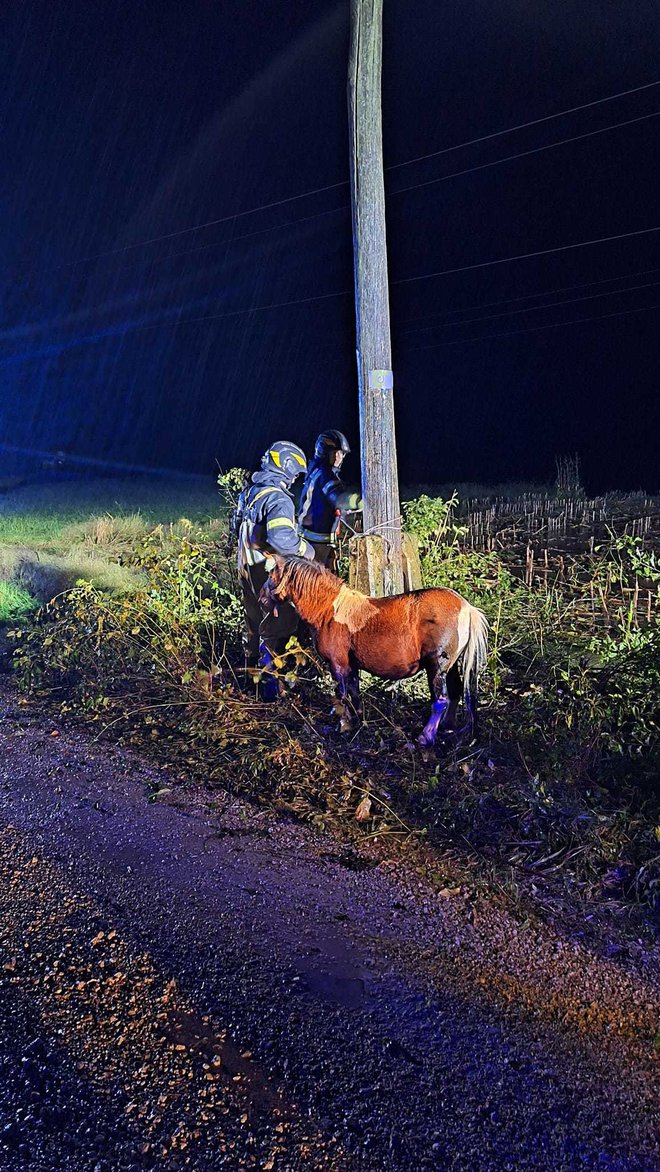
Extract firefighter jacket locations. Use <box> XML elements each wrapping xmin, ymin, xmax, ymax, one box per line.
<box><xmin>298</xmin><ymin>458</ymin><xmax>362</xmax><ymax>546</ymax></box>
<box><xmin>235</xmin><ymin>471</ymin><xmax>314</xmax><ymax>573</ymax></box>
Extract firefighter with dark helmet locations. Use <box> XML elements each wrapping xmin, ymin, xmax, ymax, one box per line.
<box><xmin>298</xmin><ymin>430</ymin><xmax>362</xmax><ymax>570</ymax></box>
<box><xmin>234</xmin><ymin>440</ymin><xmax>314</xmax><ymax>694</ymax></box>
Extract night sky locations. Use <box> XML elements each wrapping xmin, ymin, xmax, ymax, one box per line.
<box><xmin>1</xmin><ymin>0</ymin><xmax>659</xmax><ymax>491</ymax></box>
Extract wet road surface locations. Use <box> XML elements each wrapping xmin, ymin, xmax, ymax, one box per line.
<box><xmin>0</xmin><ymin>683</ymin><xmax>658</xmax><ymax>1170</ymax></box>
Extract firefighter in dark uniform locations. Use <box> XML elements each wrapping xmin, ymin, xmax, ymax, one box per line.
<box><xmin>298</xmin><ymin>430</ymin><xmax>362</xmax><ymax>570</ymax></box>
<box><xmin>235</xmin><ymin>441</ymin><xmax>314</xmax><ymax>691</ymax></box>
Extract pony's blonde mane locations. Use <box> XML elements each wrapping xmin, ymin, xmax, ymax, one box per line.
<box><xmin>274</xmin><ymin>558</ymin><xmax>377</xmax><ymax>631</ymax></box>
<box><xmin>331</xmin><ymin>583</ymin><xmax>378</xmax><ymax>633</ymax></box>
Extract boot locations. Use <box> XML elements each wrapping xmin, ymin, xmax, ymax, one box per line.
<box><xmin>257</xmin><ymin>646</ymin><xmax>280</xmax><ymax>702</ymax></box>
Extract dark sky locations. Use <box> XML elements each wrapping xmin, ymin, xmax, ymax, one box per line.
<box><xmin>1</xmin><ymin>0</ymin><xmax>659</xmax><ymax>491</ymax></box>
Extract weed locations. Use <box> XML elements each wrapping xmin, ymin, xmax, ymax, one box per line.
<box><xmin>0</xmin><ymin>581</ymin><xmax>38</xmax><ymax>622</ymax></box>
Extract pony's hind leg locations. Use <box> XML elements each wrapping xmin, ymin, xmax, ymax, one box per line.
<box><xmin>445</xmin><ymin>663</ymin><xmax>462</xmax><ymax>730</ymax></box>
<box><xmin>461</xmin><ymin>678</ymin><xmax>479</xmax><ymax>743</ymax></box>
<box><xmin>418</xmin><ymin>658</ymin><xmax>451</xmax><ymax>746</ymax></box>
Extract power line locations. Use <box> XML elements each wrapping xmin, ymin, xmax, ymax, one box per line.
<box><xmin>0</xmin><ymin>286</ymin><xmax>352</xmax><ymax>365</ymax></box>
<box><xmin>57</xmin><ymin>108</ymin><xmax>659</xmax><ymax>298</ymax></box>
<box><xmin>18</xmin><ymin>218</ymin><xmax>660</xmax><ymax>348</ymax></box>
<box><xmin>394</xmin><ymin>225</ymin><xmax>660</xmax><ymax>286</ymax></box>
<box><xmin>86</xmin><ymin>107</ymin><xmax>659</xmax><ymax>283</ymax></box>
<box><xmin>7</xmin><ymin>279</ymin><xmax>656</xmax><ymax>366</ymax></box>
<box><xmin>74</xmin><ymin>204</ymin><xmax>350</xmax><ymax>280</ymax></box>
<box><xmin>2</xmin><ymin>232</ymin><xmax>352</xmax><ymax>342</ymax></box>
<box><xmin>60</xmin><ymin>80</ymin><xmax>660</xmax><ymax>269</ymax></box>
<box><xmin>390</xmin><ymin>110</ymin><xmax>660</xmax><ymax>198</ymax></box>
<box><xmin>399</xmin><ymin>277</ymin><xmax>660</xmax><ymax>335</ymax></box>
<box><xmin>134</xmin><ymin>287</ymin><xmax>351</xmax><ymax>328</ymax></box>
<box><xmin>387</xmin><ymin>79</ymin><xmax>660</xmax><ymax>170</ymax></box>
<box><xmin>403</xmin><ymin>300</ymin><xmax>660</xmax><ymax>351</ymax></box>
<box><xmin>64</xmin><ymin>179</ymin><xmax>349</xmax><ymax>268</ymax></box>
<box><xmin>69</xmin><ymin>105</ymin><xmax>659</xmax><ymax>285</ymax></box>
<box><xmin>6</xmin><ymin>226</ymin><xmax>660</xmax><ymax>356</ymax></box>
<box><xmin>400</xmin><ymin>265</ymin><xmax>660</xmax><ymax>328</ymax></box>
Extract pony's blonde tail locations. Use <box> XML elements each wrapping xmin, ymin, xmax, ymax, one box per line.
<box><xmin>462</xmin><ymin>605</ymin><xmax>489</xmax><ymax>700</ymax></box>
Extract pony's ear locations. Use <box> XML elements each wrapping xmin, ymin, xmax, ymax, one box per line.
<box><xmin>273</xmin><ymin>554</ymin><xmax>286</xmax><ymax>570</ymax></box>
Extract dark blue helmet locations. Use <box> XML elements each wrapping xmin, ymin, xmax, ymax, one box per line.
<box><xmin>314</xmin><ymin>430</ymin><xmax>351</xmax><ymax>461</ymax></box>
<box><xmin>261</xmin><ymin>440</ymin><xmax>308</xmax><ymax>483</ymax></box>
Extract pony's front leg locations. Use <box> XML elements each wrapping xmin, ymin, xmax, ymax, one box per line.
<box><xmin>418</xmin><ymin>660</ymin><xmax>450</xmax><ymax>746</ymax></box>
<box><xmin>329</xmin><ymin>663</ymin><xmax>359</xmax><ymax>734</ymax></box>
<box><xmin>346</xmin><ymin>668</ymin><xmax>363</xmax><ymax>725</ymax></box>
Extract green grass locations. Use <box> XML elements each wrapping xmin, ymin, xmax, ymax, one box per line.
<box><xmin>0</xmin><ymin>546</ymin><xmax>145</xmax><ymax>603</ymax></box>
<box><xmin>0</xmin><ymin>512</ymin><xmax>82</xmax><ymax>546</ymax></box>
<box><xmin>0</xmin><ymin>476</ymin><xmax>228</xmax><ymax>604</ymax></box>
<box><xmin>0</xmin><ymin>477</ymin><xmax>222</xmax><ymax>548</ymax></box>
<box><xmin>0</xmin><ymin>581</ymin><xmax>38</xmax><ymax>622</ymax></box>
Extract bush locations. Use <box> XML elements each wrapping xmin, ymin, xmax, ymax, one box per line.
<box><xmin>11</xmin><ymin>531</ymin><xmax>243</xmax><ymax>703</ymax></box>
<box><xmin>404</xmin><ymin>496</ymin><xmax>660</xmax><ymax>789</ymax></box>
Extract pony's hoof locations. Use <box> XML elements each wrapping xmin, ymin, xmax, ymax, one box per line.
<box><xmin>438</xmin><ymin>728</ymin><xmax>458</xmax><ymax>743</ymax></box>
<box><xmin>414</xmin><ymin>731</ymin><xmax>455</xmax><ymax>754</ymax></box>
<box><xmin>415</xmin><ymin>732</ymin><xmax>436</xmax><ymax>748</ymax></box>
<box><xmin>406</xmin><ymin>738</ymin><xmax>432</xmax><ymax>755</ymax></box>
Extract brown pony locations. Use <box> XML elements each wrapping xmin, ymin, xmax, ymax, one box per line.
<box><xmin>260</xmin><ymin>556</ymin><xmax>489</xmax><ymax>745</ymax></box>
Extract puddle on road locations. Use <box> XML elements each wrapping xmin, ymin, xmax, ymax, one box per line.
<box><xmin>299</xmin><ymin>967</ymin><xmax>369</xmax><ymax>1008</ymax></box>
<box><xmin>319</xmin><ymin>850</ymin><xmax>377</xmax><ymax>873</ymax></box>
<box><xmin>295</xmin><ymin>938</ymin><xmax>372</xmax><ymax>1009</ymax></box>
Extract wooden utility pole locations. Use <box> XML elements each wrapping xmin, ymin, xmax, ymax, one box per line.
<box><xmin>347</xmin><ymin>0</ymin><xmax>403</xmax><ymax>595</ymax></box>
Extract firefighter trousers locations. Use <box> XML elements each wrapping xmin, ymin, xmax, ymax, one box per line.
<box><xmin>240</xmin><ymin>561</ymin><xmax>300</xmax><ymax>666</ymax></box>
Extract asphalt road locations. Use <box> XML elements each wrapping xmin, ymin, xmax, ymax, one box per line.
<box><xmin>0</xmin><ymin>682</ymin><xmax>657</xmax><ymax>1171</ymax></box>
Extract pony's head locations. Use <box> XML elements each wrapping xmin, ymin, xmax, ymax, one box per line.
<box><xmin>259</xmin><ymin>556</ymin><xmax>341</xmax><ymax>623</ymax></box>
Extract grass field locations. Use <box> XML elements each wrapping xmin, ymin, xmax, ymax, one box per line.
<box><xmin>0</xmin><ymin>476</ymin><xmax>220</xmax><ymax>547</ymax></box>
<box><xmin>0</xmin><ymin>476</ymin><xmax>223</xmax><ymax>616</ymax></box>
<box><xmin>0</xmin><ymin>581</ymin><xmax>38</xmax><ymax>622</ymax></box>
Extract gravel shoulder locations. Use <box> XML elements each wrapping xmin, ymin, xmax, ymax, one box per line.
<box><xmin>0</xmin><ymin>678</ymin><xmax>658</xmax><ymax>1171</ymax></box>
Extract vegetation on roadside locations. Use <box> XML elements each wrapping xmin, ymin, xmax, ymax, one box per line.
<box><xmin>3</xmin><ymin>475</ymin><xmax>659</xmax><ymax>934</ymax></box>
<box><xmin>0</xmin><ymin>581</ymin><xmax>38</xmax><ymax>622</ymax></box>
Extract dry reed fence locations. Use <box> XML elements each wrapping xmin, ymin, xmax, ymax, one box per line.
<box><xmin>453</xmin><ymin>492</ymin><xmax>660</xmax><ymax>632</ymax></box>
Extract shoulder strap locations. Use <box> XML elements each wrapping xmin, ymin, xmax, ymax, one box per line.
<box><xmin>251</xmin><ymin>485</ymin><xmax>281</xmax><ymax>503</ymax></box>
<box><xmin>299</xmin><ymin>467</ymin><xmax>324</xmax><ymax>522</ymax></box>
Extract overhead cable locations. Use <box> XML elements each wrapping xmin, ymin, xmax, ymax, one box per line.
<box><xmin>387</xmin><ymin>79</ymin><xmax>660</xmax><ymax>170</ymax></box>
<box><xmin>394</xmin><ymin>226</ymin><xmax>660</xmax><ymax>286</ymax></box>
<box><xmin>400</xmin><ymin>265</ymin><xmax>660</xmax><ymax>328</ymax></box>
<box><xmin>7</xmin><ymin>225</ymin><xmax>660</xmax><ymax>355</ymax></box>
<box><xmin>404</xmin><ymin>301</ymin><xmax>660</xmax><ymax>351</ymax></box>
<box><xmin>62</xmin><ymin>80</ymin><xmax>660</xmax><ymax>268</ymax></box>
<box><xmin>390</xmin><ymin>110</ymin><xmax>660</xmax><ymax>197</ymax></box>
<box><xmin>399</xmin><ymin>277</ymin><xmax>660</xmax><ymax>335</ymax></box>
